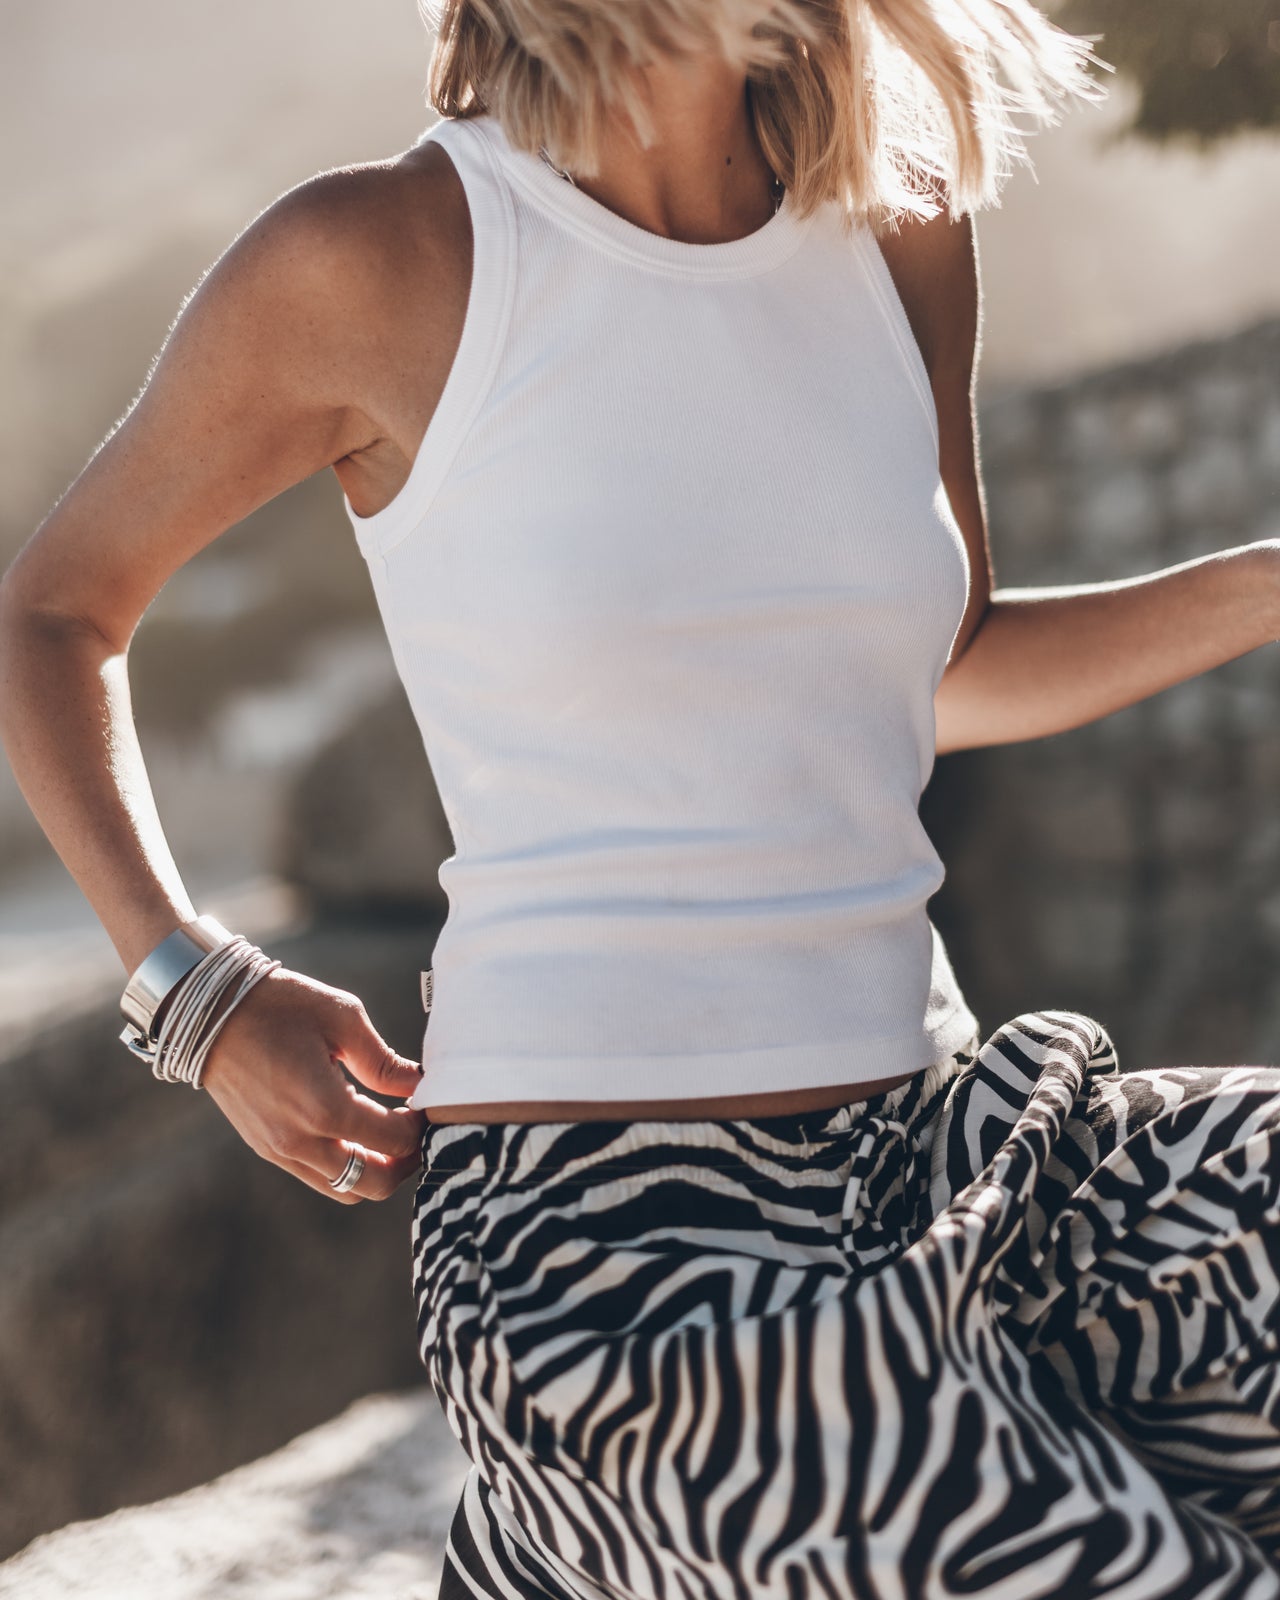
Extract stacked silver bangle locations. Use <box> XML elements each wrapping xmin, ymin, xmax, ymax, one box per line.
<box><xmin>119</xmin><ymin>915</ymin><xmax>281</xmax><ymax>1090</ymax></box>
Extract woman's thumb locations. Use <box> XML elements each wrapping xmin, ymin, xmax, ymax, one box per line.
<box><xmin>334</xmin><ymin>1004</ymin><xmax>424</xmax><ymax>1099</ymax></box>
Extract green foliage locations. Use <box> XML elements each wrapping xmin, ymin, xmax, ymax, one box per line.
<box><xmin>1051</xmin><ymin>0</ymin><xmax>1280</xmax><ymax>143</ymax></box>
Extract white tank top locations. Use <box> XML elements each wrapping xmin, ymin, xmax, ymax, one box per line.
<box><xmin>344</xmin><ymin>112</ymin><xmax>980</xmax><ymax>1111</ymax></box>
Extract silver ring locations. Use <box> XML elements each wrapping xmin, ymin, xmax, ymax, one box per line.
<box><xmin>329</xmin><ymin>1147</ymin><xmax>366</xmax><ymax>1194</ymax></box>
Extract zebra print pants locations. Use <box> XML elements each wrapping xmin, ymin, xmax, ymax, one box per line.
<box><xmin>410</xmin><ymin>1011</ymin><xmax>1280</xmax><ymax>1599</ymax></box>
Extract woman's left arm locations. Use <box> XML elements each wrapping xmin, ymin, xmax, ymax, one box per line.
<box><xmin>876</xmin><ymin>208</ymin><xmax>1280</xmax><ymax>757</ymax></box>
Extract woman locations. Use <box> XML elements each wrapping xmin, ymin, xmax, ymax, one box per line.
<box><xmin>3</xmin><ymin>0</ymin><xmax>1280</xmax><ymax>1592</ymax></box>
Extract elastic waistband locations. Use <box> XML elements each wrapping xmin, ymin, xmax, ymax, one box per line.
<box><xmin>418</xmin><ymin>1036</ymin><xmax>977</xmax><ymax>1183</ymax></box>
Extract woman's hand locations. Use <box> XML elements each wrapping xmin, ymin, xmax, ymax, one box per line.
<box><xmin>198</xmin><ymin>967</ymin><xmax>427</xmax><ymax>1204</ymax></box>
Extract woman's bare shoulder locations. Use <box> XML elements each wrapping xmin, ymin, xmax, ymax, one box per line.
<box><xmin>147</xmin><ymin>138</ymin><xmax>475</xmax><ymax>509</ymax></box>
<box><xmin>239</xmin><ymin>140</ymin><xmax>476</xmax><ymax>512</ymax></box>
<box><xmin>218</xmin><ymin>139</ymin><xmax>471</xmax><ymax>341</ymax></box>
<box><xmin>1</xmin><ymin>143</ymin><xmax>473</xmax><ymax>644</ymax></box>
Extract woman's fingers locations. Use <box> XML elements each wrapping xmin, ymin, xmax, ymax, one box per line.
<box><xmin>268</xmin><ymin>1148</ymin><xmax>373</xmax><ymax>1205</ymax></box>
<box><xmin>194</xmin><ymin>968</ymin><xmax>432</xmax><ymax>1201</ymax></box>
<box><xmin>328</xmin><ymin>995</ymin><xmax>425</xmax><ymax>1101</ymax></box>
<box><xmin>273</xmin><ymin>1154</ymin><xmax>365</xmax><ymax>1205</ymax></box>
<box><xmin>287</xmin><ymin>1135</ymin><xmax>422</xmax><ymax>1203</ymax></box>
<box><xmin>330</xmin><ymin>1081</ymin><xmax>425</xmax><ymax>1162</ymax></box>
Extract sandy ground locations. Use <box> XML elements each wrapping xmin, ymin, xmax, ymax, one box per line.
<box><xmin>0</xmin><ymin>1390</ymin><xmax>470</xmax><ymax>1600</ymax></box>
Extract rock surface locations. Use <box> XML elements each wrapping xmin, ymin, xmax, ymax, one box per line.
<box><xmin>0</xmin><ymin>1389</ymin><xmax>469</xmax><ymax>1600</ymax></box>
<box><xmin>281</xmin><ymin>688</ymin><xmax>453</xmax><ymax>916</ymax></box>
<box><xmin>0</xmin><ymin>892</ymin><xmax>446</xmax><ymax>1560</ymax></box>
<box><xmin>923</xmin><ymin>314</ymin><xmax>1280</xmax><ymax>1078</ymax></box>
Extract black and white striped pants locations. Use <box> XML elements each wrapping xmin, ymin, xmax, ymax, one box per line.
<box><xmin>411</xmin><ymin>1011</ymin><xmax>1280</xmax><ymax>1599</ymax></box>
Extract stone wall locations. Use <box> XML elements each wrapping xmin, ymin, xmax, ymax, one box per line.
<box><xmin>924</xmin><ymin>314</ymin><xmax>1280</xmax><ymax>1073</ymax></box>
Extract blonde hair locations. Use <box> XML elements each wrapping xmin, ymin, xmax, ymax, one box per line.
<box><xmin>421</xmin><ymin>0</ymin><xmax>1110</xmax><ymax>229</ymax></box>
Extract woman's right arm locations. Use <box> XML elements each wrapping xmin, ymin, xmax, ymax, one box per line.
<box><xmin>0</xmin><ymin>168</ymin><xmax>429</xmax><ymax>1202</ymax></box>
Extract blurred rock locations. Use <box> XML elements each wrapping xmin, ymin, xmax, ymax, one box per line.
<box><xmin>1168</xmin><ymin>436</ymin><xmax>1253</xmax><ymax>524</ymax></box>
<box><xmin>987</xmin><ymin>470</ymin><xmax>1060</xmax><ymax>559</ymax></box>
<box><xmin>1116</xmin><ymin>393</ymin><xmax>1182</xmax><ymax>460</ymax></box>
<box><xmin>926</xmin><ymin>314</ymin><xmax>1280</xmax><ymax>1080</ymax></box>
<box><xmin>1187</xmin><ymin>372</ymin><xmax>1256</xmax><ymax>436</ymax></box>
<box><xmin>1063</xmin><ymin>396</ymin><xmax>1128</xmax><ymax>467</ymax></box>
<box><xmin>1257</xmin><ymin>401</ymin><xmax>1280</xmax><ymax>485</ymax></box>
<box><xmin>0</xmin><ymin>906</ymin><xmax>443</xmax><ymax>1561</ymax></box>
<box><xmin>0</xmin><ymin>1390</ymin><xmax>469</xmax><ymax>1600</ymax></box>
<box><xmin>1067</xmin><ymin>463</ymin><xmax>1163</xmax><ymax>553</ymax></box>
<box><xmin>280</xmin><ymin>690</ymin><xmax>453</xmax><ymax>916</ymax></box>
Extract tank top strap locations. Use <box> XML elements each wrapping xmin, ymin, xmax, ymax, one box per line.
<box><xmin>346</xmin><ymin>116</ymin><xmax>518</xmax><ymax>562</ymax></box>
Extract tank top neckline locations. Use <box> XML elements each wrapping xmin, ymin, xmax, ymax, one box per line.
<box><xmin>467</xmin><ymin>113</ymin><xmax>815</xmax><ymax>279</ymax></box>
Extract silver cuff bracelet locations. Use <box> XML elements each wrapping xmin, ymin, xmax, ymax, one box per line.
<box><xmin>119</xmin><ymin>914</ymin><xmax>235</xmax><ymax>1063</ymax></box>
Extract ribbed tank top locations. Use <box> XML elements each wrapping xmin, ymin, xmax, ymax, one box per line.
<box><xmin>344</xmin><ymin>112</ymin><xmax>980</xmax><ymax>1111</ymax></box>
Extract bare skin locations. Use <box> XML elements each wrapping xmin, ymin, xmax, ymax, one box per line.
<box><xmin>1</xmin><ymin>51</ymin><xmax>1277</xmax><ymax>1174</ymax></box>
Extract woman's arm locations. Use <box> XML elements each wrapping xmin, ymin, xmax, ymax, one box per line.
<box><xmin>0</xmin><ymin>162</ymin><xmax>441</xmax><ymax>1201</ymax></box>
<box><xmin>877</xmin><ymin>209</ymin><xmax>1280</xmax><ymax>757</ymax></box>
<box><xmin>934</xmin><ymin>544</ymin><xmax>1280</xmax><ymax>752</ymax></box>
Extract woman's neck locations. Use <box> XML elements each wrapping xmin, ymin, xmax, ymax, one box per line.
<box><xmin>556</xmin><ymin>53</ymin><xmax>782</xmax><ymax>245</ymax></box>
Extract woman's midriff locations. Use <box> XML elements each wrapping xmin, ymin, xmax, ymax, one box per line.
<box><xmin>425</xmin><ymin>1068</ymin><xmax>924</xmax><ymax>1124</ymax></box>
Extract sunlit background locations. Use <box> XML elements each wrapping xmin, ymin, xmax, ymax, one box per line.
<box><xmin>2</xmin><ymin>1</ymin><xmax>1279</xmax><ymax>1590</ymax></box>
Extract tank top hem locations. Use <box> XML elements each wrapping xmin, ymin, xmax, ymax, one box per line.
<box><xmin>410</xmin><ymin>1009</ymin><xmax>982</xmax><ymax>1113</ymax></box>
